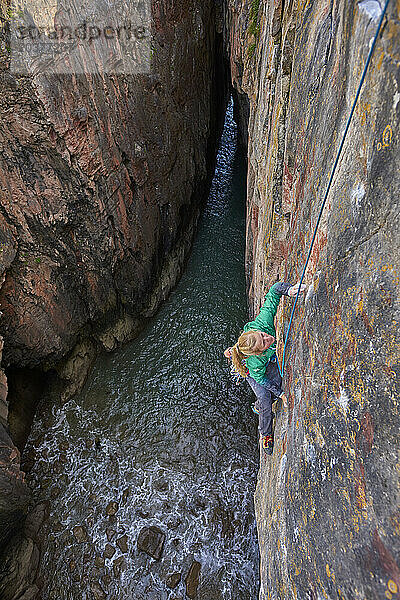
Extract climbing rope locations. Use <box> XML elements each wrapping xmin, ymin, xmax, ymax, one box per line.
<box><xmin>279</xmin><ymin>0</ymin><xmax>391</xmax><ymax>376</ymax></box>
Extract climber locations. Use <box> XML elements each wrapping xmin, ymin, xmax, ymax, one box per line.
<box><xmin>224</xmin><ymin>281</ymin><xmax>306</xmax><ymax>456</ymax></box>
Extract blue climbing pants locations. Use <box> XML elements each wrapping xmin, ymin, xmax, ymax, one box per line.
<box><xmin>246</xmin><ymin>359</ymin><xmax>282</xmax><ymax>436</ymax></box>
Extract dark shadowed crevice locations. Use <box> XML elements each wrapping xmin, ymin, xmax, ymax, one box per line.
<box><xmin>6</xmin><ymin>367</ymin><xmax>50</xmax><ymax>452</ymax></box>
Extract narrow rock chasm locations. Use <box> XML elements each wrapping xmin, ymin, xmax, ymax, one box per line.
<box><xmin>0</xmin><ymin>0</ymin><xmax>400</xmax><ymax>599</ymax></box>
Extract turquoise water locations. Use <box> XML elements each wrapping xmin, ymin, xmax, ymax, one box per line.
<box><xmin>26</xmin><ymin>100</ymin><xmax>260</xmax><ymax>600</ymax></box>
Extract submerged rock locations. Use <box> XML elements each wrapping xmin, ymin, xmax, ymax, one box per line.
<box><xmin>116</xmin><ymin>535</ymin><xmax>128</xmax><ymax>553</ymax></box>
<box><xmin>105</xmin><ymin>502</ymin><xmax>119</xmax><ymax>516</ymax></box>
<box><xmin>185</xmin><ymin>561</ymin><xmax>201</xmax><ymax>599</ymax></box>
<box><xmin>72</xmin><ymin>525</ymin><xmax>88</xmax><ymax>543</ymax></box>
<box><xmin>166</xmin><ymin>572</ymin><xmax>181</xmax><ymax>589</ymax></box>
<box><xmin>103</xmin><ymin>544</ymin><xmax>116</xmax><ymax>560</ymax></box>
<box><xmin>137</xmin><ymin>526</ymin><xmax>165</xmax><ymax>560</ymax></box>
<box><xmin>112</xmin><ymin>556</ymin><xmax>125</xmax><ymax>578</ymax></box>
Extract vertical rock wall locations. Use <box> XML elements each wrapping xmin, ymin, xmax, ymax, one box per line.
<box><xmin>0</xmin><ymin>0</ymin><xmax>228</xmax><ymax>371</ymax></box>
<box><xmin>226</xmin><ymin>0</ymin><xmax>400</xmax><ymax>598</ymax></box>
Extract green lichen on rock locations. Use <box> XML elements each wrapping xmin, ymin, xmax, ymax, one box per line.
<box><xmin>247</xmin><ymin>0</ymin><xmax>260</xmax><ymax>57</ymax></box>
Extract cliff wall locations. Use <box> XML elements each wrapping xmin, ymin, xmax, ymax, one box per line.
<box><xmin>0</xmin><ymin>0</ymin><xmax>229</xmax><ymax>593</ymax></box>
<box><xmin>226</xmin><ymin>0</ymin><xmax>400</xmax><ymax>598</ymax></box>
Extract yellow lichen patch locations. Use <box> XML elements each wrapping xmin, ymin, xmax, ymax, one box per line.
<box><xmin>342</xmin><ymin>488</ymin><xmax>351</xmax><ymax>506</ymax></box>
<box><xmin>326</xmin><ymin>563</ymin><xmax>336</xmax><ymax>583</ymax></box>
<box><xmin>388</xmin><ymin>580</ymin><xmax>398</xmax><ymax>594</ymax></box>
<box><xmin>385</xmin><ymin>591</ymin><xmax>392</xmax><ymax>600</ymax></box>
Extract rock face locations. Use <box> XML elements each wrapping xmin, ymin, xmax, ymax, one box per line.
<box><xmin>0</xmin><ymin>0</ymin><xmax>228</xmax><ymax>373</ymax></box>
<box><xmin>225</xmin><ymin>1</ymin><xmax>400</xmax><ymax>598</ymax></box>
<box><xmin>0</xmin><ymin>338</ymin><xmax>29</xmax><ymax>550</ymax></box>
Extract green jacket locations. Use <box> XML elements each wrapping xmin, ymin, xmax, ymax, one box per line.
<box><xmin>243</xmin><ymin>282</ymin><xmax>291</xmax><ymax>383</ymax></box>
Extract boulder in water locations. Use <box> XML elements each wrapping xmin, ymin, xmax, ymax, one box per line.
<box><xmin>116</xmin><ymin>534</ymin><xmax>128</xmax><ymax>553</ymax></box>
<box><xmin>166</xmin><ymin>572</ymin><xmax>181</xmax><ymax>589</ymax></box>
<box><xmin>72</xmin><ymin>525</ymin><xmax>87</xmax><ymax>543</ymax></box>
<box><xmin>105</xmin><ymin>501</ymin><xmax>119</xmax><ymax>516</ymax></box>
<box><xmin>112</xmin><ymin>556</ymin><xmax>125</xmax><ymax>578</ymax></box>
<box><xmin>185</xmin><ymin>561</ymin><xmax>201</xmax><ymax>599</ymax></box>
<box><xmin>137</xmin><ymin>526</ymin><xmax>165</xmax><ymax>560</ymax></box>
<box><xmin>94</xmin><ymin>555</ymin><xmax>105</xmax><ymax>568</ymax></box>
<box><xmin>103</xmin><ymin>544</ymin><xmax>116</xmax><ymax>559</ymax></box>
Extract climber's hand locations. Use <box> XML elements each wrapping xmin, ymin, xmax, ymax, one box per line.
<box><xmin>280</xmin><ymin>393</ymin><xmax>288</xmax><ymax>409</ymax></box>
<box><xmin>288</xmin><ymin>282</ymin><xmax>307</xmax><ymax>297</ymax></box>
<box><xmin>224</xmin><ymin>347</ymin><xmax>232</xmax><ymax>359</ymax></box>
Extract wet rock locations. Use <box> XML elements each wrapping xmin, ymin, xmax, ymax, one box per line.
<box><xmin>72</xmin><ymin>525</ymin><xmax>88</xmax><ymax>543</ymax></box>
<box><xmin>17</xmin><ymin>586</ymin><xmax>40</xmax><ymax>600</ymax></box>
<box><xmin>106</xmin><ymin>528</ymin><xmax>115</xmax><ymax>542</ymax></box>
<box><xmin>112</xmin><ymin>556</ymin><xmax>125</xmax><ymax>578</ymax></box>
<box><xmin>90</xmin><ymin>581</ymin><xmax>106</xmax><ymax>600</ymax></box>
<box><xmin>73</xmin><ymin>106</ymin><xmax>88</xmax><ymax>122</ymax></box>
<box><xmin>136</xmin><ymin>508</ymin><xmax>151</xmax><ymax>519</ymax></box>
<box><xmin>137</xmin><ymin>526</ymin><xmax>165</xmax><ymax>560</ymax></box>
<box><xmin>116</xmin><ymin>534</ymin><xmax>128</xmax><ymax>553</ymax></box>
<box><xmin>94</xmin><ymin>555</ymin><xmax>105</xmax><ymax>568</ymax></box>
<box><xmin>121</xmin><ymin>488</ymin><xmax>130</xmax><ymax>504</ymax></box>
<box><xmin>105</xmin><ymin>501</ymin><xmax>119</xmax><ymax>516</ymax></box>
<box><xmin>166</xmin><ymin>572</ymin><xmax>181</xmax><ymax>589</ymax></box>
<box><xmin>186</xmin><ymin>561</ymin><xmax>201</xmax><ymax>599</ymax></box>
<box><xmin>0</xmin><ymin>534</ymin><xmax>40</xmax><ymax>600</ymax></box>
<box><xmin>69</xmin><ymin>560</ymin><xmax>76</xmax><ymax>572</ymax></box>
<box><xmin>24</xmin><ymin>502</ymin><xmax>49</xmax><ymax>540</ymax></box>
<box><xmin>103</xmin><ymin>544</ymin><xmax>116</xmax><ymax>559</ymax></box>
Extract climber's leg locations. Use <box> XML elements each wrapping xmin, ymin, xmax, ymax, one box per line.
<box><xmin>246</xmin><ymin>376</ymin><xmax>273</xmax><ymax>436</ymax></box>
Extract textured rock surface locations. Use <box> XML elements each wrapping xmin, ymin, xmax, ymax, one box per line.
<box><xmin>0</xmin><ymin>337</ymin><xmax>29</xmax><ymax>550</ymax></box>
<box><xmin>226</xmin><ymin>0</ymin><xmax>400</xmax><ymax>598</ymax></box>
<box><xmin>0</xmin><ymin>0</ymin><xmax>228</xmax><ymax>374</ymax></box>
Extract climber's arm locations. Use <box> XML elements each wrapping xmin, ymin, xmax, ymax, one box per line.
<box><xmin>249</xmin><ymin>282</ymin><xmax>292</xmax><ymax>333</ymax></box>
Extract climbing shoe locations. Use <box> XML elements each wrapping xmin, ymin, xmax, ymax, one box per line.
<box><xmin>261</xmin><ymin>434</ymin><xmax>274</xmax><ymax>455</ymax></box>
<box><xmin>251</xmin><ymin>403</ymin><xmax>259</xmax><ymax>415</ymax></box>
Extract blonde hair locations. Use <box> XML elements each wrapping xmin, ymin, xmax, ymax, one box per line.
<box><xmin>231</xmin><ymin>330</ymin><xmax>260</xmax><ymax>377</ymax></box>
